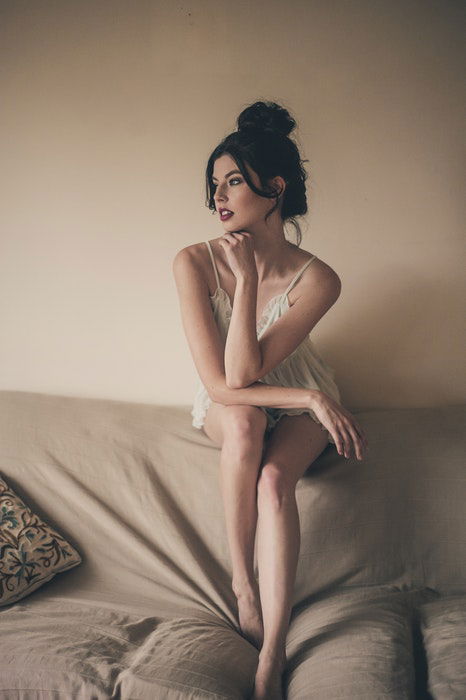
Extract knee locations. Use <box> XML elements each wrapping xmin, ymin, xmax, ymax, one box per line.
<box><xmin>257</xmin><ymin>462</ymin><xmax>295</xmax><ymax>507</ymax></box>
<box><xmin>223</xmin><ymin>405</ymin><xmax>268</xmax><ymax>444</ymax></box>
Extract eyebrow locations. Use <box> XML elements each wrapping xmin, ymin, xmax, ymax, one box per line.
<box><xmin>212</xmin><ymin>169</ymin><xmax>242</xmax><ymax>182</ymax></box>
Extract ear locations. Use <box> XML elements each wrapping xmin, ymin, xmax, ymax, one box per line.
<box><xmin>268</xmin><ymin>175</ymin><xmax>286</xmax><ymax>198</ymax></box>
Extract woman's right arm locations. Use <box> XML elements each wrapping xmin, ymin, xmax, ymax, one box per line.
<box><xmin>172</xmin><ymin>247</ymin><xmax>318</xmax><ymax>411</ymax></box>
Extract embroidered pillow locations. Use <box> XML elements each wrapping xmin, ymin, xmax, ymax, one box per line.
<box><xmin>0</xmin><ymin>474</ymin><xmax>82</xmax><ymax>606</ymax></box>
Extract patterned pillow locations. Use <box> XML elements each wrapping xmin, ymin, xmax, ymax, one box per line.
<box><xmin>0</xmin><ymin>474</ymin><xmax>82</xmax><ymax>606</ymax></box>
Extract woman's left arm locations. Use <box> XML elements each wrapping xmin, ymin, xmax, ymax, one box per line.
<box><xmin>224</xmin><ymin>273</ymin><xmax>261</xmax><ymax>388</ymax></box>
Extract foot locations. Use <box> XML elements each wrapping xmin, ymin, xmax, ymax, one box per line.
<box><xmin>236</xmin><ymin>582</ymin><xmax>264</xmax><ymax>650</ymax></box>
<box><xmin>251</xmin><ymin>649</ymin><xmax>287</xmax><ymax>700</ymax></box>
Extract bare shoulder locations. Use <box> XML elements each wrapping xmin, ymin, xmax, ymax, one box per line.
<box><xmin>172</xmin><ymin>244</ymin><xmax>201</xmax><ymax>295</ymax></box>
<box><xmin>173</xmin><ymin>241</ymin><xmax>200</xmax><ymax>262</ymax></box>
<box><xmin>299</xmin><ymin>247</ymin><xmax>341</xmax><ymax>288</ymax></box>
<box><xmin>173</xmin><ymin>240</ymin><xmax>220</xmax><ymax>295</ymax></box>
<box><xmin>289</xmin><ymin>247</ymin><xmax>341</xmax><ymax>307</ymax></box>
<box><xmin>172</xmin><ymin>241</ymin><xmax>207</xmax><ymax>274</ymax></box>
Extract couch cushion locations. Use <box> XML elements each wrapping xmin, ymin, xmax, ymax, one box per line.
<box><xmin>0</xmin><ymin>473</ymin><xmax>82</xmax><ymax>606</ymax></box>
<box><xmin>0</xmin><ymin>596</ymin><xmax>253</xmax><ymax>699</ymax></box>
<box><xmin>285</xmin><ymin>587</ymin><xmax>418</xmax><ymax>699</ymax></box>
<box><xmin>417</xmin><ymin>594</ymin><xmax>466</xmax><ymax>698</ymax></box>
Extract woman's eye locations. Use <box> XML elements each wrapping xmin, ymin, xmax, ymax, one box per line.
<box><xmin>212</xmin><ymin>178</ymin><xmax>242</xmax><ymax>191</ymax></box>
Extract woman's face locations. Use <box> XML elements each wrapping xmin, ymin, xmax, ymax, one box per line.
<box><xmin>212</xmin><ymin>154</ymin><xmax>282</xmax><ymax>233</ymax></box>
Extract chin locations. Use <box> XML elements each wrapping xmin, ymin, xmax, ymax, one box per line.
<box><xmin>223</xmin><ymin>222</ymin><xmax>249</xmax><ymax>233</ymax></box>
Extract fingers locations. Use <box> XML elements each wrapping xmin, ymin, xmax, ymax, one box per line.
<box><xmin>346</xmin><ymin>423</ymin><xmax>364</xmax><ymax>461</ymax></box>
<box><xmin>338</xmin><ymin>420</ymin><xmax>353</xmax><ymax>459</ymax></box>
<box><xmin>351</xmin><ymin>416</ymin><xmax>369</xmax><ymax>450</ymax></box>
<box><xmin>332</xmin><ymin>421</ymin><xmax>347</xmax><ymax>458</ymax></box>
<box><xmin>337</xmin><ymin>408</ymin><xmax>369</xmax><ymax>453</ymax></box>
<box><xmin>316</xmin><ymin>398</ymin><xmax>369</xmax><ymax>460</ymax></box>
<box><xmin>222</xmin><ymin>231</ymin><xmax>250</xmax><ymax>240</ymax></box>
<box><xmin>335</xmin><ymin>416</ymin><xmax>368</xmax><ymax>461</ymax></box>
<box><xmin>348</xmin><ymin>421</ymin><xmax>369</xmax><ymax>453</ymax></box>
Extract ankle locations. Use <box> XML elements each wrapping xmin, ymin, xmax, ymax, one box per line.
<box><xmin>259</xmin><ymin>645</ymin><xmax>286</xmax><ymax>666</ymax></box>
<box><xmin>232</xmin><ymin>576</ymin><xmax>259</xmax><ymax>599</ymax></box>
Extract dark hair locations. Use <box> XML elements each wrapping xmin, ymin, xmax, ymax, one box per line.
<box><xmin>205</xmin><ymin>100</ymin><xmax>309</xmax><ymax>247</ymax></box>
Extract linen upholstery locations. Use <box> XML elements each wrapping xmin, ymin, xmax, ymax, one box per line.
<box><xmin>417</xmin><ymin>595</ymin><xmax>466</xmax><ymax>698</ymax></box>
<box><xmin>0</xmin><ymin>390</ymin><xmax>464</xmax><ymax>699</ymax></box>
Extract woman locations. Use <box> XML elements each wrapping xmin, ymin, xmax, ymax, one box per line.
<box><xmin>173</xmin><ymin>100</ymin><xmax>369</xmax><ymax>700</ymax></box>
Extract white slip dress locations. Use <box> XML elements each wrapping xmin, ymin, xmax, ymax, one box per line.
<box><xmin>191</xmin><ymin>240</ymin><xmax>341</xmax><ymax>445</ymax></box>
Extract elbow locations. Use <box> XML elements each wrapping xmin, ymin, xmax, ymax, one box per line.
<box><xmin>210</xmin><ymin>367</ymin><xmax>259</xmax><ymax>400</ymax></box>
<box><xmin>225</xmin><ymin>373</ymin><xmax>256</xmax><ymax>390</ymax></box>
<box><xmin>209</xmin><ymin>378</ymin><xmax>244</xmax><ymax>403</ymax></box>
<box><xmin>224</xmin><ymin>359</ymin><xmax>262</xmax><ymax>390</ymax></box>
<box><xmin>208</xmin><ymin>380</ymin><xmax>230</xmax><ymax>404</ymax></box>
<box><xmin>225</xmin><ymin>377</ymin><xmax>244</xmax><ymax>390</ymax></box>
<box><xmin>207</xmin><ymin>386</ymin><xmax>221</xmax><ymax>403</ymax></box>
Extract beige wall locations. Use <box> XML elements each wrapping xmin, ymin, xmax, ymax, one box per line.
<box><xmin>1</xmin><ymin>0</ymin><xmax>464</xmax><ymax>410</ymax></box>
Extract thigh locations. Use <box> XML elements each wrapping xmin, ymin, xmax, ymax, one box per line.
<box><xmin>202</xmin><ymin>400</ymin><xmax>268</xmax><ymax>448</ymax></box>
<box><xmin>260</xmin><ymin>412</ymin><xmax>330</xmax><ymax>487</ymax></box>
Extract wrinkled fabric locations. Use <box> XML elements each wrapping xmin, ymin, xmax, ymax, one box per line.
<box><xmin>0</xmin><ymin>392</ymin><xmax>465</xmax><ymax>698</ymax></box>
<box><xmin>418</xmin><ymin>595</ymin><xmax>466</xmax><ymax>698</ymax></box>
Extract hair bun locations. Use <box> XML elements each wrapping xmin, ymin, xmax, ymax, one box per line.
<box><xmin>237</xmin><ymin>100</ymin><xmax>296</xmax><ymax>137</ymax></box>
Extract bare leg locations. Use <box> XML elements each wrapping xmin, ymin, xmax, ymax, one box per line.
<box><xmin>203</xmin><ymin>401</ymin><xmax>268</xmax><ymax>649</ymax></box>
<box><xmin>252</xmin><ymin>414</ymin><xmax>330</xmax><ymax>700</ymax></box>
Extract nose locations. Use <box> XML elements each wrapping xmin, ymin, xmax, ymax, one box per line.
<box><xmin>214</xmin><ymin>184</ymin><xmax>227</xmax><ymax>206</ymax></box>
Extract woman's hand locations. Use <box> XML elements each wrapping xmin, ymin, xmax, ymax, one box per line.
<box><xmin>309</xmin><ymin>390</ymin><xmax>369</xmax><ymax>461</ymax></box>
<box><xmin>218</xmin><ymin>232</ymin><xmax>257</xmax><ymax>280</ymax></box>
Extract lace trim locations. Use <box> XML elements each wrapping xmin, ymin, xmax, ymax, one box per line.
<box><xmin>209</xmin><ymin>287</ymin><xmax>287</xmax><ymax>333</ymax></box>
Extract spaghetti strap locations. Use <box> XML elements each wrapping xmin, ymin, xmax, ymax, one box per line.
<box><xmin>284</xmin><ymin>255</ymin><xmax>318</xmax><ymax>296</ymax></box>
<box><xmin>205</xmin><ymin>240</ymin><xmax>221</xmax><ymax>290</ymax></box>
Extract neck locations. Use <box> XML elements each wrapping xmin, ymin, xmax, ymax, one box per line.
<box><xmin>250</xmin><ymin>222</ymin><xmax>292</xmax><ymax>283</ymax></box>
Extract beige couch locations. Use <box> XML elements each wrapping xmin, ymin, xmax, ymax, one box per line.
<box><xmin>0</xmin><ymin>390</ymin><xmax>465</xmax><ymax>699</ymax></box>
